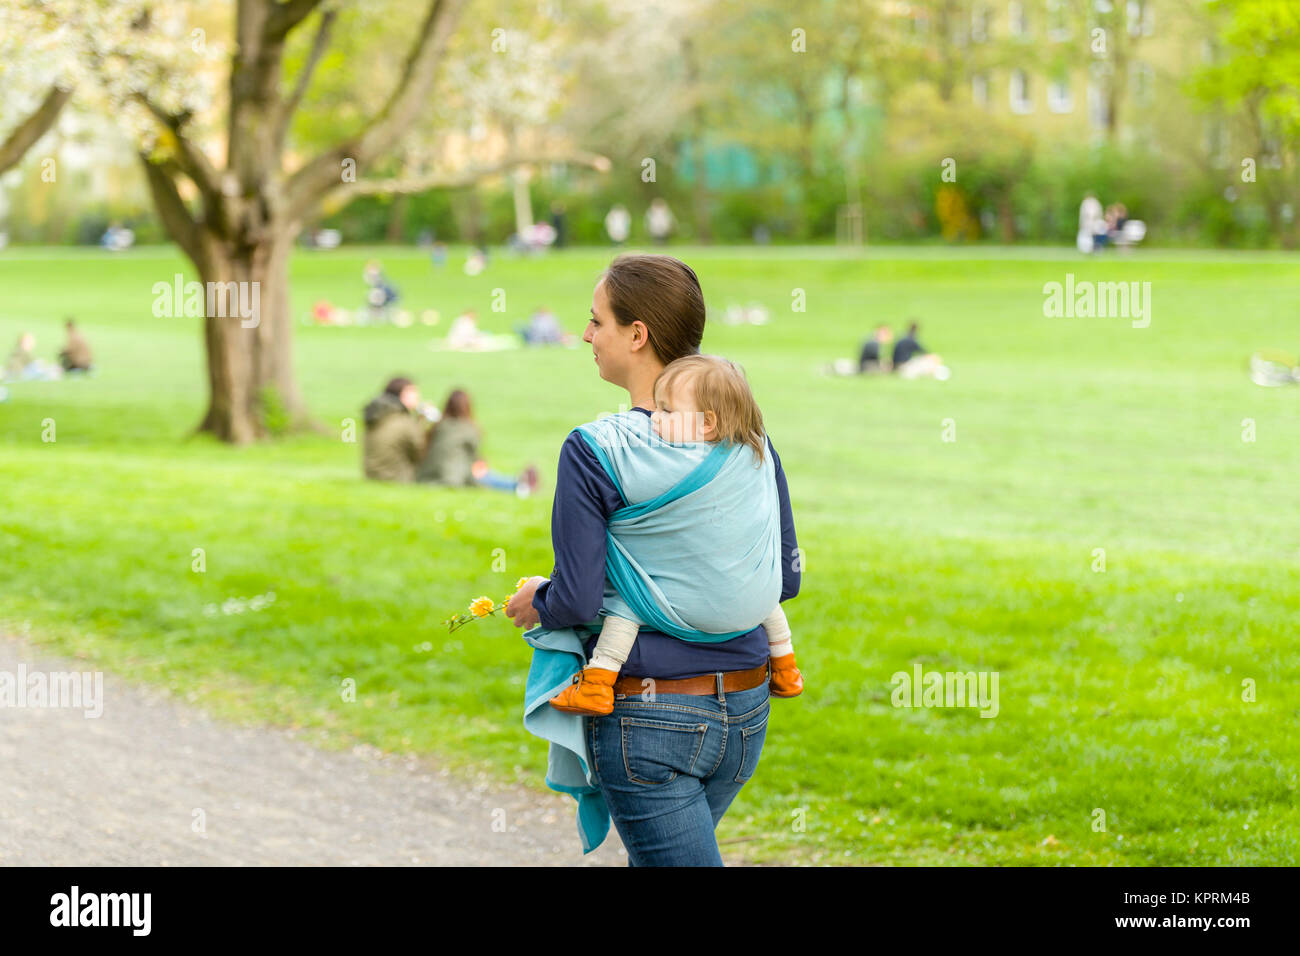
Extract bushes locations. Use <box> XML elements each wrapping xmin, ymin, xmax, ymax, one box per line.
<box><xmin>2</xmin><ymin>143</ymin><xmax>1292</xmax><ymax>248</ymax></box>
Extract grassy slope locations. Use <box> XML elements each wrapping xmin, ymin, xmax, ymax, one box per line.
<box><xmin>2</xmin><ymin>244</ymin><xmax>1297</xmax><ymax>865</ymax></box>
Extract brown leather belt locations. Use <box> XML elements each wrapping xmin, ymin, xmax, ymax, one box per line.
<box><xmin>613</xmin><ymin>661</ymin><xmax>769</xmax><ymax>697</ymax></box>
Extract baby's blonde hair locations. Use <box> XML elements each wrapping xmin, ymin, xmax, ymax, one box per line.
<box><xmin>654</xmin><ymin>354</ymin><xmax>766</xmax><ymax>466</ymax></box>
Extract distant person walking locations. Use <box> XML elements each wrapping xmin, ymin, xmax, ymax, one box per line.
<box><xmin>417</xmin><ymin>389</ymin><xmax>539</xmax><ymax>496</ymax></box>
<box><xmin>59</xmin><ymin>319</ymin><xmax>94</xmax><ymax>372</ymax></box>
<box><xmin>362</xmin><ymin>377</ymin><xmax>431</xmax><ymax>482</ymax></box>
<box><xmin>604</xmin><ymin>204</ymin><xmax>631</xmax><ymax>245</ymax></box>
<box><xmin>550</xmin><ymin>202</ymin><xmax>568</xmax><ymax>249</ymax></box>
<box><xmin>1078</xmin><ymin>192</ymin><xmax>1105</xmax><ymax>253</ymax></box>
<box><xmin>645</xmin><ymin>198</ymin><xmax>675</xmax><ymax>244</ymax></box>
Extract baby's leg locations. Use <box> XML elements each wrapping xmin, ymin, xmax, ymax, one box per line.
<box><xmin>589</xmin><ymin>615</ymin><xmax>640</xmax><ymax>673</ymax></box>
<box><xmin>762</xmin><ymin>605</ymin><xmax>793</xmax><ymax>659</ymax></box>
<box><xmin>764</xmin><ymin>604</ymin><xmax>803</xmax><ymax>698</ymax></box>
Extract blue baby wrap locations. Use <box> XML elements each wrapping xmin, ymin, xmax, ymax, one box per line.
<box><xmin>521</xmin><ymin>411</ymin><xmax>783</xmax><ymax>853</ymax></box>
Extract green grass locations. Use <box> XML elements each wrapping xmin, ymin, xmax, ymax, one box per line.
<box><xmin>2</xmin><ymin>243</ymin><xmax>1298</xmax><ymax>865</ymax></box>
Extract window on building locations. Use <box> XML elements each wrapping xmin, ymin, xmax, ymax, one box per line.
<box><xmin>1048</xmin><ymin>77</ymin><xmax>1073</xmax><ymax>113</ymax></box>
<box><xmin>1010</xmin><ymin>69</ymin><xmax>1033</xmax><ymax>113</ymax></box>
<box><xmin>972</xmin><ymin>73</ymin><xmax>990</xmax><ymax>107</ymax></box>
<box><xmin>1009</xmin><ymin>1</ymin><xmax>1029</xmax><ymax>37</ymax></box>
<box><xmin>1127</xmin><ymin>0</ymin><xmax>1154</xmax><ymax>36</ymax></box>
<box><xmin>951</xmin><ymin>14</ymin><xmax>968</xmax><ymax>46</ymax></box>
<box><xmin>971</xmin><ymin>3</ymin><xmax>990</xmax><ymax>42</ymax></box>
<box><xmin>1047</xmin><ymin>0</ymin><xmax>1070</xmax><ymax>41</ymax></box>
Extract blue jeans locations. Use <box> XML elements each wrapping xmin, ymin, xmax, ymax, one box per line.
<box><xmin>474</xmin><ymin>470</ymin><xmax>517</xmax><ymax>492</ymax></box>
<box><xmin>585</xmin><ymin>676</ymin><xmax>770</xmax><ymax>866</ymax></box>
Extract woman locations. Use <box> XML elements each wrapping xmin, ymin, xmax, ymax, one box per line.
<box><xmin>505</xmin><ymin>254</ymin><xmax>800</xmax><ymax>866</ymax></box>
<box><xmin>417</xmin><ymin>388</ymin><xmax>539</xmax><ymax>495</ymax></box>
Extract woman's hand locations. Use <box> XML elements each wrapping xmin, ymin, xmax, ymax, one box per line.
<box><xmin>505</xmin><ymin>575</ymin><xmax>547</xmax><ymax>628</ymax></box>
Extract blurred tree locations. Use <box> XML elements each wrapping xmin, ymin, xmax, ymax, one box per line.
<box><xmin>29</xmin><ymin>0</ymin><xmax>608</xmax><ymax>443</ymax></box>
<box><xmin>0</xmin><ymin>5</ymin><xmax>75</xmax><ymax>174</ymax></box>
<box><xmin>1192</xmin><ymin>0</ymin><xmax>1300</xmax><ymax>246</ymax></box>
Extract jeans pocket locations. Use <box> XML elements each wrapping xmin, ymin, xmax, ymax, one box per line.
<box><xmin>733</xmin><ymin>710</ymin><xmax>769</xmax><ymax>784</ymax></box>
<box><xmin>620</xmin><ymin>717</ymin><xmax>708</xmax><ymax>786</ymax></box>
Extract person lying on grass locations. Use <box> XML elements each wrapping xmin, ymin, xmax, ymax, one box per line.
<box><xmin>547</xmin><ymin>353</ymin><xmax>804</xmax><ymax>716</ymax></box>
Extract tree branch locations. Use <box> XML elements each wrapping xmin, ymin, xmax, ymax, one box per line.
<box><xmin>266</xmin><ymin>0</ymin><xmax>325</xmax><ymax>41</ymax></box>
<box><xmin>343</xmin><ymin>150</ymin><xmax>612</xmax><ymax>197</ymax></box>
<box><xmin>0</xmin><ymin>84</ymin><xmax>74</xmax><ymax>175</ymax></box>
<box><xmin>139</xmin><ymin>154</ymin><xmax>206</xmax><ymax>270</ymax></box>
<box><xmin>284</xmin><ymin>0</ymin><xmax>467</xmax><ymax>222</ymax></box>
<box><xmin>132</xmin><ymin>93</ymin><xmax>223</xmax><ymax>200</ymax></box>
<box><xmin>275</xmin><ymin>7</ymin><xmax>337</xmax><ymax>148</ymax></box>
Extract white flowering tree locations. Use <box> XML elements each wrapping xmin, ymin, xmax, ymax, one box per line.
<box><xmin>25</xmin><ymin>0</ymin><xmax>605</xmax><ymax>443</ymax></box>
<box><xmin>0</xmin><ymin>4</ymin><xmax>76</xmax><ymax>175</ymax></box>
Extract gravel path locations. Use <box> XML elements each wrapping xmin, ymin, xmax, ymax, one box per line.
<box><xmin>0</xmin><ymin>635</ymin><xmax>631</xmax><ymax>866</ymax></box>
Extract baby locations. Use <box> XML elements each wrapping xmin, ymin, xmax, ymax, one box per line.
<box><xmin>549</xmin><ymin>354</ymin><xmax>804</xmax><ymax>716</ymax></box>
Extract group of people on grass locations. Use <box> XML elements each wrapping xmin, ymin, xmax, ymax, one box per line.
<box><xmin>826</xmin><ymin>320</ymin><xmax>949</xmax><ymax>380</ymax></box>
<box><xmin>1077</xmin><ymin>192</ymin><xmax>1142</xmax><ymax>254</ymax></box>
<box><xmin>4</xmin><ymin>320</ymin><xmax>94</xmax><ymax>383</ymax></box>
<box><xmin>360</xmin><ymin>376</ymin><xmax>540</xmax><ymax>496</ymax></box>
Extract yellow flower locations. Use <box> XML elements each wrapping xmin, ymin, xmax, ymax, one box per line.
<box><xmin>469</xmin><ymin>596</ymin><xmax>495</xmax><ymax>617</ymax></box>
<box><xmin>515</xmin><ymin>577</ymin><xmax>529</xmax><ymax>591</ymax></box>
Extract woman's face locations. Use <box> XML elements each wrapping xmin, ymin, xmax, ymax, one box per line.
<box><xmin>585</xmin><ymin>279</ymin><xmax>644</xmax><ymax>388</ymax></box>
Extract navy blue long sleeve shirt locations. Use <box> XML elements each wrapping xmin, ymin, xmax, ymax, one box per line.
<box><xmin>532</xmin><ymin>406</ymin><xmax>800</xmax><ymax>680</ymax></box>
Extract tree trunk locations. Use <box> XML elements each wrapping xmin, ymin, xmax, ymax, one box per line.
<box><xmin>195</xmin><ymin>227</ymin><xmax>303</xmax><ymax>443</ymax></box>
<box><xmin>681</xmin><ymin>37</ymin><xmax>712</xmax><ymax>243</ymax></box>
<box><xmin>385</xmin><ymin>194</ymin><xmax>409</xmax><ymax>242</ymax></box>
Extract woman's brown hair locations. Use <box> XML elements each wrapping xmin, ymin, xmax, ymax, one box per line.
<box><xmin>600</xmin><ymin>254</ymin><xmax>705</xmax><ymax>366</ymax></box>
<box><xmin>428</xmin><ymin>388</ymin><xmax>480</xmax><ymax>446</ymax></box>
<box><xmin>442</xmin><ymin>389</ymin><xmax>474</xmax><ymax>421</ymax></box>
<box><xmin>654</xmin><ymin>354</ymin><xmax>767</xmax><ymax>466</ymax></box>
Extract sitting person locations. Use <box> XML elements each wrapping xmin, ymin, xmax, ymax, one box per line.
<box><xmin>891</xmin><ymin>322</ymin><xmax>951</xmax><ymax>380</ymax></box>
<box><xmin>1110</xmin><ymin>202</ymin><xmax>1129</xmax><ymax>237</ymax></box>
<box><xmin>446</xmin><ymin>310</ymin><xmax>491</xmax><ymax>350</ymax></box>
<box><xmin>417</xmin><ymin>388</ymin><xmax>540</xmax><ymax>496</ymax></box>
<box><xmin>59</xmin><ymin>318</ymin><xmax>94</xmax><ymax>372</ymax></box>
<box><xmin>5</xmin><ymin>332</ymin><xmax>62</xmax><ymax>382</ymax></box>
<box><xmin>362</xmin><ymin>376</ymin><xmax>430</xmax><ymax>482</ymax></box>
<box><xmin>890</xmin><ymin>321</ymin><xmax>926</xmax><ymax>369</ymax></box>
<box><xmin>858</xmin><ymin>324</ymin><xmax>894</xmax><ymax>373</ymax></box>
<box><xmin>362</xmin><ymin>260</ymin><xmax>400</xmax><ymax>319</ymax></box>
<box><xmin>516</xmin><ymin>307</ymin><xmax>572</xmax><ymax>346</ymax></box>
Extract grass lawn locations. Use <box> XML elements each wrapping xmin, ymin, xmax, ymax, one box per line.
<box><xmin>2</xmin><ymin>242</ymin><xmax>1297</xmax><ymax>865</ymax></box>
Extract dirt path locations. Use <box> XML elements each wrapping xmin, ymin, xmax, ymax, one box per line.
<box><xmin>0</xmin><ymin>635</ymin><xmax>630</xmax><ymax>866</ymax></box>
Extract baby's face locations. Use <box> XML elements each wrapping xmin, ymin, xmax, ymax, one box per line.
<box><xmin>651</xmin><ymin>375</ymin><xmax>714</xmax><ymax>444</ymax></box>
